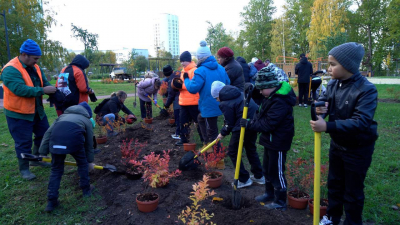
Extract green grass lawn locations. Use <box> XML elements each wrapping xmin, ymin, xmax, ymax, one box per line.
<box><xmin>0</xmin><ymin>85</ymin><xmax>399</xmax><ymax>224</ymax></box>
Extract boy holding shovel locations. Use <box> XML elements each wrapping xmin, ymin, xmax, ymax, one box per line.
<box><xmin>310</xmin><ymin>42</ymin><xmax>378</xmax><ymax>225</ymax></box>
<box><xmin>240</xmin><ymin>67</ymin><xmax>296</xmax><ymax>211</ymax></box>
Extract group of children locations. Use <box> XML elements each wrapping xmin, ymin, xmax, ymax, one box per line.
<box><xmin>22</xmin><ymin>40</ymin><xmax>377</xmax><ymax>225</ymax></box>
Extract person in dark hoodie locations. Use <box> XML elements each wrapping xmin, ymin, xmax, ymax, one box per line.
<box><xmin>236</xmin><ymin>56</ymin><xmax>251</xmax><ymax>83</ymax></box>
<box><xmin>162</xmin><ymin>65</ymin><xmax>181</xmax><ymax>138</ymax></box>
<box><xmin>95</xmin><ymin>91</ymin><xmax>136</xmax><ymax>137</ymax></box>
<box><xmin>39</xmin><ymin>102</ymin><xmax>95</xmax><ymax>212</ymax></box>
<box><xmin>212</xmin><ymin>81</ymin><xmax>264</xmax><ymax>189</ymax></box>
<box><xmin>216</xmin><ymin>47</ymin><xmax>245</xmax><ymax>91</ymax></box>
<box><xmin>240</xmin><ymin>67</ymin><xmax>296</xmax><ymax>211</ymax></box>
<box><xmin>56</xmin><ymin>55</ymin><xmax>94</xmax><ymax>115</ymax></box>
<box><xmin>295</xmin><ymin>53</ymin><xmax>313</xmax><ymax>107</ymax></box>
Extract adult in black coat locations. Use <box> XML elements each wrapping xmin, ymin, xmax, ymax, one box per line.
<box><xmin>295</xmin><ymin>54</ymin><xmax>313</xmax><ymax>107</ymax></box>
<box><xmin>236</xmin><ymin>57</ymin><xmax>251</xmax><ymax>83</ymax></box>
<box><xmin>217</xmin><ymin>47</ymin><xmax>245</xmax><ymax>91</ymax></box>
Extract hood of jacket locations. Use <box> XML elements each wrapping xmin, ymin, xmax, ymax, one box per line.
<box><xmin>70</xmin><ymin>55</ymin><xmax>90</xmax><ymax>70</ymax></box>
<box><xmin>183</xmin><ymin>61</ymin><xmax>196</xmax><ymax>72</ymax></box>
<box><xmin>197</xmin><ymin>55</ymin><xmax>218</xmax><ymax>70</ymax></box>
<box><xmin>236</xmin><ymin>57</ymin><xmax>247</xmax><ymax>64</ymax></box>
<box><xmin>270</xmin><ymin>81</ymin><xmax>296</xmax><ymax>107</ymax></box>
<box><xmin>300</xmin><ymin>57</ymin><xmax>309</xmax><ymax>64</ymax></box>
<box><xmin>219</xmin><ymin>85</ymin><xmax>242</xmax><ymax>101</ymax></box>
<box><xmin>63</xmin><ymin>105</ymin><xmax>91</xmax><ymax>118</ymax></box>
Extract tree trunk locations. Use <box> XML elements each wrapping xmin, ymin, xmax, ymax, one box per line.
<box><xmin>367</xmin><ymin>25</ymin><xmax>373</xmax><ymax>74</ymax></box>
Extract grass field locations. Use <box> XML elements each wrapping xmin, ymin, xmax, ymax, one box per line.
<box><xmin>0</xmin><ymin>84</ymin><xmax>399</xmax><ymax>224</ymax></box>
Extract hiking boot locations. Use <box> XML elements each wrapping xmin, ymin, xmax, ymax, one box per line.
<box><xmin>83</xmin><ymin>185</ymin><xmax>95</xmax><ymax>197</ymax></box>
<box><xmin>233</xmin><ymin>178</ymin><xmax>253</xmax><ymax>189</ymax></box>
<box><xmin>18</xmin><ymin>158</ymin><xmax>36</xmax><ymax>180</ymax></box>
<box><xmin>30</xmin><ymin>161</ymin><xmax>51</xmax><ymax>168</ymax></box>
<box><xmin>216</xmin><ymin>159</ymin><xmax>225</xmax><ymax>170</ymax></box>
<box><xmin>264</xmin><ymin>202</ymin><xmax>287</xmax><ymax>211</ymax></box>
<box><xmin>45</xmin><ymin>200</ymin><xmax>60</xmax><ymax>212</ymax></box>
<box><xmin>255</xmin><ymin>193</ymin><xmax>274</xmax><ymax>202</ymax></box>
<box><xmin>175</xmin><ymin>141</ymin><xmax>184</xmax><ymax>146</ymax></box>
<box><xmin>319</xmin><ymin>215</ymin><xmax>334</xmax><ymax>225</ymax></box>
<box><xmin>250</xmin><ymin>175</ymin><xmax>265</xmax><ymax>184</ymax></box>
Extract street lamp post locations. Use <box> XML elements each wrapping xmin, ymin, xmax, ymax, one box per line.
<box><xmin>156</xmin><ymin>46</ymin><xmax>160</xmax><ymax>72</ymax></box>
<box><xmin>1</xmin><ymin>10</ymin><xmax>11</xmax><ymax>61</ymax></box>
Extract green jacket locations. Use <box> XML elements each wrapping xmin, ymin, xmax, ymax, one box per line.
<box><xmin>1</xmin><ymin>58</ymin><xmax>51</xmax><ymax>121</ymax></box>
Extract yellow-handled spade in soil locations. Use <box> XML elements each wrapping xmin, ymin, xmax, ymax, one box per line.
<box><xmin>21</xmin><ymin>153</ymin><xmax>117</xmax><ymax>172</ymax></box>
<box><xmin>311</xmin><ymin>101</ymin><xmax>326</xmax><ymax>224</ymax></box>
<box><xmin>147</xmin><ymin>95</ymin><xmax>169</xmax><ymax>117</ymax></box>
<box><xmin>232</xmin><ymin>84</ymin><xmax>254</xmax><ymax>209</ymax></box>
<box><xmin>178</xmin><ymin>138</ymin><xmax>219</xmax><ymax>171</ymax></box>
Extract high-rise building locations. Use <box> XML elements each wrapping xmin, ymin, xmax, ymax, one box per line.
<box><xmin>153</xmin><ymin>13</ymin><xmax>180</xmax><ymax>57</ymax></box>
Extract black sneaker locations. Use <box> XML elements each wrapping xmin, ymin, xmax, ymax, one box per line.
<box><xmin>83</xmin><ymin>184</ymin><xmax>95</xmax><ymax>197</ymax></box>
<box><xmin>175</xmin><ymin>141</ymin><xmax>184</xmax><ymax>146</ymax></box>
<box><xmin>255</xmin><ymin>193</ymin><xmax>274</xmax><ymax>203</ymax></box>
<box><xmin>45</xmin><ymin>200</ymin><xmax>60</xmax><ymax>212</ymax></box>
<box><xmin>94</xmin><ymin>149</ymin><xmax>101</xmax><ymax>154</ymax></box>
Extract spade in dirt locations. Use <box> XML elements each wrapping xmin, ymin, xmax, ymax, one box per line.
<box><xmin>232</xmin><ymin>84</ymin><xmax>254</xmax><ymax>210</ymax></box>
<box><xmin>147</xmin><ymin>95</ymin><xmax>169</xmax><ymax>117</ymax></box>
<box><xmin>179</xmin><ymin>139</ymin><xmax>219</xmax><ymax>171</ymax></box>
<box><xmin>21</xmin><ymin>153</ymin><xmax>117</xmax><ymax>172</ymax></box>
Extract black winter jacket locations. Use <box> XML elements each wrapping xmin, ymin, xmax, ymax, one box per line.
<box><xmin>236</xmin><ymin>57</ymin><xmax>251</xmax><ymax>83</ymax></box>
<box><xmin>319</xmin><ymin>72</ymin><xmax>378</xmax><ymax>148</ymax></box>
<box><xmin>165</xmin><ymin>71</ymin><xmax>181</xmax><ymax>110</ymax></box>
<box><xmin>295</xmin><ymin>57</ymin><xmax>313</xmax><ymax>83</ymax></box>
<box><xmin>247</xmin><ymin>82</ymin><xmax>296</xmax><ymax>151</ymax></box>
<box><xmin>97</xmin><ymin>96</ymin><xmax>133</xmax><ymax>120</ymax></box>
<box><xmin>222</xmin><ymin>58</ymin><xmax>245</xmax><ymax>91</ymax></box>
<box><xmin>219</xmin><ymin>85</ymin><xmax>258</xmax><ymax>136</ymax></box>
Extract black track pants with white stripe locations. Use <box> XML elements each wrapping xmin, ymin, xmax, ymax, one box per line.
<box><xmin>263</xmin><ymin>148</ymin><xmax>287</xmax><ymax>190</ymax></box>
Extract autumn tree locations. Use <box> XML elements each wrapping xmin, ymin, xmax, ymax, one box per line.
<box><xmin>385</xmin><ymin>0</ymin><xmax>400</xmax><ymax>73</ymax></box>
<box><xmin>270</xmin><ymin>16</ymin><xmax>294</xmax><ymax>62</ymax></box>
<box><xmin>239</xmin><ymin>0</ymin><xmax>276</xmax><ymax>61</ymax></box>
<box><xmin>284</xmin><ymin>0</ymin><xmax>314</xmax><ymax>56</ymax></box>
<box><xmin>0</xmin><ymin>0</ymin><xmax>67</xmax><ymax>70</ymax></box>
<box><xmin>307</xmin><ymin>0</ymin><xmax>349</xmax><ymax>59</ymax></box>
<box><xmin>205</xmin><ymin>21</ymin><xmax>234</xmax><ymax>55</ymax></box>
<box><xmin>71</xmin><ymin>23</ymin><xmax>99</xmax><ymax>58</ymax></box>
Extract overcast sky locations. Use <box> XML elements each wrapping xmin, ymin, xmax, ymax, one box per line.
<box><xmin>44</xmin><ymin>0</ymin><xmax>285</xmax><ymax>55</ymax></box>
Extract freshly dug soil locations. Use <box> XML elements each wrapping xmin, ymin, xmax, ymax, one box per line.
<box><xmin>85</xmin><ymin>116</ymin><xmax>314</xmax><ymax>225</ymax></box>
<box><xmin>137</xmin><ymin>193</ymin><xmax>159</xmax><ymax>202</ymax></box>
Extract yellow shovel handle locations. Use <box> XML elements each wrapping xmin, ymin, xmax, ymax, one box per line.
<box><xmin>194</xmin><ymin>139</ymin><xmax>219</xmax><ymax>158</ymax></box>
<box><xmin>41</xmin><ymin>157</ymin><xmax>104</xmax><ymax>170</ymax></box>
<box><xmin>235</xmin><ymin>106</ymin><xmax>248</xmax><ymax>180</ymax></box>
<box><xmin>313</xmin><ymin>131</ymin><xmax>321</xmax><ymax>225</ymax></box>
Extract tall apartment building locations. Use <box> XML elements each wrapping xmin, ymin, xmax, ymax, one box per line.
<box><xmin>153</xmin><ymin>13</ymin><xmax>180</xmax><ymax>57</ymax></box>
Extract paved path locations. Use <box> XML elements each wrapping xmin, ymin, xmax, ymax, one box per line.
<box><xmin>0</xmin><ymin>93</ymin><xmax>137</xmax><ymax>110</ymax></box>
<box><xmin>367</xmin><ymin>78</ymin><xmax>400</xmax><ymax>84</ymax></box>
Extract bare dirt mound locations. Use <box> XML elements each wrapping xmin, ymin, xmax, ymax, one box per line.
<box><xmin>86</xmin><ymin>116</ymin><xmax>313</xmax><ymax>225</ymax></box>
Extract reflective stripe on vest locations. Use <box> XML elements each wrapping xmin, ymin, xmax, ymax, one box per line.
<box><xmin>1</xmin><ymin>57</ymin><xmax>43</xmax><ymax>114</ymax></box>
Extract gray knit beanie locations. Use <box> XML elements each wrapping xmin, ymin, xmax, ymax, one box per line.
<box><xmin>255</xmin><ymin>67</ymin><xmax>279</xmax><ymax>90</ymax></box>
<box><xmin>328</xmin><ymin>42</ymin><xmax>365</xmax><ymax>74</ymax></box>
<box><xmin>196</xmin><ymin>40</ymin><xmax>212</xmax><ymax>60</ymax></box>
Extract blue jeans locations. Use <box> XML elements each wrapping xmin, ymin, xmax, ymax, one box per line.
<box><xmin>6</xmin><ymin>114</ymin><xmax>50</xmax><ymax>158</ymax></box>
<box><xmin>102</xmin><ymin>114</ymin><xmax>115</xmax><ymax>136</ymax></box>
<box><xmin>47</xmin><ymin>148</ymin><xmax>90</xmax><ymax>201</ymax></box>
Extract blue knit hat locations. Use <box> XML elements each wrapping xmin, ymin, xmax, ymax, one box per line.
<box><xmin>20</xmin><ymin>39</ymin><xmax>42</xmax><ymax>56</ymax></box>
<box><xmin>328</xmin><ymin>42</ymin><xmax>365</xmax><ymax>74</ymax></box>
<box><xmin>79</xmin><ymin>102</ymin><xmax>92</xmax><ymax>118</ymax></box>
<box><xmin>196</xmin><ymin>40</ymin><xmax>211</xmax><ymax>60</ymax></box>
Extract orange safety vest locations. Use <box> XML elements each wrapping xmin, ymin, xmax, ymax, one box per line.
<box><xmin>1</xmin><ymin>57</ymin><xmax>43</xmax><ymax>114</ymax></box>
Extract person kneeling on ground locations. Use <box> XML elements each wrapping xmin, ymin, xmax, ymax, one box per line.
<box><xmin>211</xmin><ymin>81</ymin><xmax>264</xmax><ymax>188</ymax></box>
<box><xmin>39</xmin><ymin>102</ymin><xmax>96</xmax><ymax>212</ymax></box>
<box><xmin>240</xmin><ymin>67</ymin><xmax>296</xmax><ymax>211</ymax></box>
<box><xmin>95</xmin><ymin>91</ymin><xmax>136</xmax><ymax>137</ymax></box>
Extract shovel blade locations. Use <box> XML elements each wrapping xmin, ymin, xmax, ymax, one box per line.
<box><xmin>179</xmin><ymin>151</ymin><xmax>201</xmax><ymax>171</ymax></box>
<box><xmin>232</xmin><ymin>180</ymin><xmax>242</xmax><ymax>209</ymax></box>
<box><xmin>103</xmin><ymin>164</ymin><xmax>117</xmax><ymax>172</ymax></box>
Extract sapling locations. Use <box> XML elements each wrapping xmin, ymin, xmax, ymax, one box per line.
<box><xmin>178</xmin><ymin>175</ymin><xmax>216</xmax><ymax>225</ymax></box>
